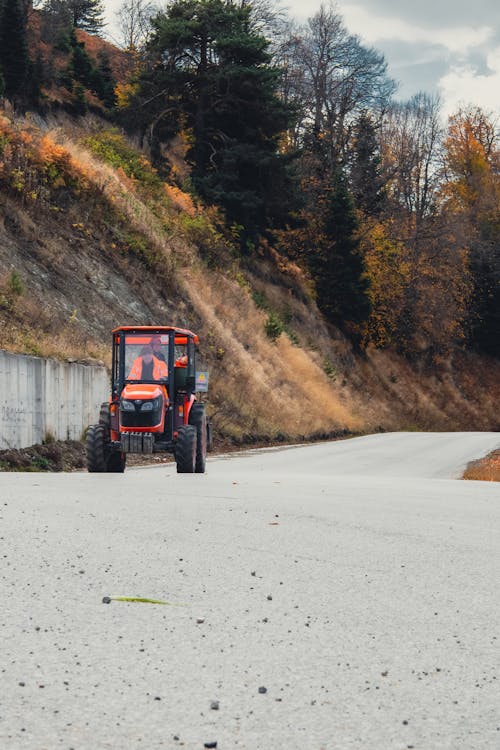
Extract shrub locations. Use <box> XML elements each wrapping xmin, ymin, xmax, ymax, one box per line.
<box><xmin>8</xmin><ymin>269</ymin><xmax>24</xmax><ymax>296</ymax></box>
<box><xmin>323</xmin><ymin>359</ymin><xmax>337</xmax><ymax>380</ymax></box>
<box><xmin>83</xmin><ymin>129</ymin><xmax>161</xmax><ymax>190</ymax></box>
<box><xmin>252</xmin><ymin>290</ymin><xmax>268</xmax><ymax>310</ymax></box>
<box><xmin>265</xmin><ymin>311</ymin><xmax>284</xmax><ymax>342</ymax></box>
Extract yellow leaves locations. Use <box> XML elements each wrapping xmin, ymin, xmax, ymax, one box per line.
<box><xmin>114</xmin><ymin>81</ymin><xmax>139</xmax><ymax>109</ymax></box>
<box><xmin>359</xmin><ymin>220</ymin><xmax>409</xmax><ymax>348</ymax></box>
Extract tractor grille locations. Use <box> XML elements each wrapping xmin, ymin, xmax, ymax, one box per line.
<box><xmin>120</xmin><ymin>432</ymin><xmax>154</xmax><ymax>454</ymax></box>
<box><xmin>120</xmin><ymin>406</ymin><xmax>162</xmax><ymax>429</ymax></box>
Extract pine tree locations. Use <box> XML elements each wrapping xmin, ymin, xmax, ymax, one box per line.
<box><xmin>350</xmin><ymin>112</ymin><xmax>386</xmax><ymax>217</ymax></box>
<box><xmin>67</xmin><ymin>27</ymin><xmax>94</xmax><ymax>87</ymax></box>
<box><xmin>43</xmin><ymin>0</ymin><xmax>105</xmax><ymax>35</ymax></box>
<box><xmin>128</xmin><ymin>0</ymin><xmax>297</xmax><ymax>243</ymax></box>
<box><xmin>310</xmin><ymin>168</ymin><xmax>371</xmax><ymax>329</ymax></box>
<box><xmin>0</xmin><ymin>0</ymin><xmax>30</xmax><ymax>102</ymax></box>
<box><xmin>93</xmin><ymin>50</ymin><xmax>116</xmax><ymax>109</ymax></box>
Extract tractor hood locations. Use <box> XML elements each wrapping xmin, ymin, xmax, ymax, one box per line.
<box><xmin>121</xmin><ymin>383</ymin><xmax>166</xmax><ymax>402</ymax></box>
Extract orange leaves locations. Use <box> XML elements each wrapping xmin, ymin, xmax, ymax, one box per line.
<box><xmin>164</xmin><ymin>184</ymin><xmax>197</xmax><ymax>216</ymax></box>
<box><xmin>442</xmin><ymin>107</ymin><xmax>500</xmax><ymax>217</ymax></box>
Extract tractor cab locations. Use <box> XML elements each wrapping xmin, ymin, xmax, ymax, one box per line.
<box><xmin>86</xmin><ymin>326</ymin><xmax>210</xmax><ymax>474</ymax></box>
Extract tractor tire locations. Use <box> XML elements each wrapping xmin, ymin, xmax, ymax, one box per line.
<box><xmin>107</xmin><ymin>451</ymin><xmax>127</xmax><ymax>473</ymax></box>
<box><xmin>86</xmin><ymin>424</ymin><xmax>107</xmax><ymax>472</ymax></box>
<box><xmin>189</xmin><ymin>401</ymin><xmax>207</xmax><ymax>473</ymax></box>
<box><xmin>86</xmin><ymin>423</ymin><xmax>126</xmax><ymax>473</ymax></box>
<box><xmin>176</xmin><ymin>425</ymin><xmax>197</xmax><ymax>474</ymax></box>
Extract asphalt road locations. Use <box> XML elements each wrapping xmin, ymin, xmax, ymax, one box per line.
<box><xmin>1</xmin><ymin>432</ymin><xmax>500</xmax><ymax>750</ymax></box>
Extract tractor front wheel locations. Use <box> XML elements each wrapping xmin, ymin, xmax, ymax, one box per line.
<box><xmin>176</xmin><ymin>425</ymin><xmax>197</xmax><ymax>473</ymax></box>
<box><xmin>86</xmin><ymin>424</ymin><xmax>126</xmax><ymax>473</ymax></box>
<box><xmin>189</xmin><ymin>402</ymin><xmax>207</xmax><ymax>473</ymax></box>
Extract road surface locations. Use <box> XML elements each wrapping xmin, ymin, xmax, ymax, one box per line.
<box><xmin>1</xmin><ymin>432</ymin><xmax>499</xmax><ymax>750</ymax></box>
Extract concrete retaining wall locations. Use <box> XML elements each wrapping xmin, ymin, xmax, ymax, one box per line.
<box><xmin>0</xmin><ymin>350</ymin><xmax>109</xmax><ymax>449</ymax></box>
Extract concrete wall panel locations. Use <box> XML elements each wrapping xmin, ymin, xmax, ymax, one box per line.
<box><xmin>0</xmin><ymin>350</ymin><xmax>109</xmax><ymax>449</ymax></box>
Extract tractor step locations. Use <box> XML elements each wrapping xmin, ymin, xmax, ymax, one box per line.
<box><xmin>120</xmin><ymin>432</ymin><xmax>154</xmax><ymax>454</ymax></box>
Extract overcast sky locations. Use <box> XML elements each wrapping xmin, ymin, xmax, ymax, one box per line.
<box><xmin>104</xmin><ymin>0</ymin><xmax>500</xmax><ymax>119</ymax></box>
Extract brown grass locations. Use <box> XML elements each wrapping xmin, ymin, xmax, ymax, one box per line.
<box><xmin>183</xmin><ymin>267</ymin><xmax>363</xmax><ymax>439</ymax></box>
<box><xmin>463</xmin><ymin>450</ymin><xmax>500</xmax><ymax>482</ymax></box>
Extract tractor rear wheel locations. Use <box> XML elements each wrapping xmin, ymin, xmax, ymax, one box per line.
<box><xmin>189</xmin><ymin>402</ymin><xmax>207</xmax><ymax>473</ymax></box>
<box><xmin>86</xmin><ymin>423</ymin><xmax>126</xmax><ymax>473</ymax></box>
<box><xmin>176</xmin><ymin>425</ymin><xmax>197</xmax><ymax>473</ymax></box>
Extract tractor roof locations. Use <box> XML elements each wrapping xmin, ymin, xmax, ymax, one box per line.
<box><xmin>113</xmin><ymin>325</ymin><xmax>199</xmax><ymax>344</ymax></box>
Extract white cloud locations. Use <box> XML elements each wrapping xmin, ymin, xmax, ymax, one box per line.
<box><xmin>340</xmin><ymin>3</ymin><xmax>493</xmax><ymax>55</ymax></box>
<box><xmin>438</xmin><ymin>46</ymin><xmax>500</xmax><ymax>118</ymax></box>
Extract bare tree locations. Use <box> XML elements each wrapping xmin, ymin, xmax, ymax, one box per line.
<box><xmin>275</xmin><ymin>2</ymin><xmax>395</xmax><ymax>165</ymax></box>
<box><xmin>381</xmin><ymin>92</ymin><xmax>443</xmax><ymax>240</ymax></box>
<box><xmin>116</xmin><ymin>0</ymin><xmax>156</xmax><ymax>51</ymax></box>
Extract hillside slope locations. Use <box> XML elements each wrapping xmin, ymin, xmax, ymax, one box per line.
<box><xmin>0</xmin><ymin>108</ymin><xmax>499</xmax><ymax>443</ymax></box>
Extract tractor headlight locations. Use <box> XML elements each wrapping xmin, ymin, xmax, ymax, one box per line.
<box><xmin>141</xmin><ymin>397</ymin><xmax>161</xmax><ymax>412</ymax></box>
<box><xmin>121</xmin><ymin>399</ymin><xmax>135</xmax><ymax>411</ymax></box>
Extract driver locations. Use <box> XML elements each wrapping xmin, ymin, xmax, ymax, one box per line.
<box><xmin>151</xmin><ymin>335</ymin><xmax>166</xmax><ymax>362</ymax></box>
<box><xmin>128</xmin><ymin>344</ymin><xmax>168</xmax><ymax>381</ymax></box>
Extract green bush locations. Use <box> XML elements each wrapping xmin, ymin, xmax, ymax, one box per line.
<box><xmin>265</xmin><ymin>311</ymin><xmax>284</xmax><ymax>342</ymax></box>
<box><xmin>252</xmin><ymin>290</ymin><xmax>268</xmax><ymax>310</ymax></box>
<box><xmin>323</xmin><ymin>359</ymin><xmax>338</xmax><ymax>380</ymax></box>
<box><xmin>83</xmin><ymin>129</ymin><xmax>161</xmax><ymax>190</ymax></box>
<box><xmin>8</xmin><ymin>270</ymin><xmax>24</xmax><ymax>296</ymax></box>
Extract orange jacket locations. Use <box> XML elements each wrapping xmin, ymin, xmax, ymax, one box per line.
<box><xmin>128</xmin><ymin>355</ymin><xmax>168</xmax><ymax>380</ymax></box>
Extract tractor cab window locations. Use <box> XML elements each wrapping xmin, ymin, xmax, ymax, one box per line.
<box><xmin>174</xmin><ymin>343</ymin><xmax>188</xmax><ymax>368</ymax></box>
<box><xmin>124</xmin><ymin>333</ymin><xmax>169</xmax><ymax>382</ymax></box>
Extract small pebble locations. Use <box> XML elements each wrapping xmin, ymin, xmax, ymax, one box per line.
<box><xmin>258</xmin><ymin>686</ymin><xmax>267</xmax><ymax>694</ymax></box>
<box><xmin>267</xmin><ymin>594</ymin><xmax>273</xmax><ymax>600</ymax></box>
<box><xmin>102</xmin><ymin>596</ymin><xmax>111</xmax><ymax>604</ymax></box>
<box><xmin>204</xmin><ymin>742</ymin><xmax>217</xmax><ymax>749</ymax></box>
<box><xmin>196</xmin><ymin>617</ymin><xmax>205</xmax><ymax>624</ymax></box>
<box><xmin>210</xmin><ymin>700</ymin><xmax>220</xmax><ymax>710</ymax></box>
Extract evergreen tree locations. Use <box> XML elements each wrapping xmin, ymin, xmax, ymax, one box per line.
<box><xmin>129</xmin><ymin>0</ymin><xmax>298</xmax><ymax>243</ymax></box>
<box><xmin>65</xmin><ymin>29</ymin><xmax>115</xmax><ymax>109</ymax></box>
<box><xmin>350</xmin><ymin>112</ymin><xmax>386</xmax><ymax>217</ymax></box>
<box><xmin>469</xmin><ymin>233</ymin><xmax>500</xmax><ymax>358</ymax></box>
<box><xmin>0</xmin><ymin>0</ymin><xmax>30</xmax><ymax>102</ymax></box>
<box><xmin>67</xmin><ymin>27</ymin><xmax>94</xmax><ymax>88</ymax></box>
<box><xmin>310</xmin><ymin>168</ymin><xmax>371</xmax><ymax>329</ymax></box>
<box><xmin>43</xmin><ymin>0</ymin><xmax>105</xmax><ymax>34</ymax></box>
<box><xmin>93</xmin><ymin>50</ymin><xmax>116</xmax><ymax>109</ymax></box>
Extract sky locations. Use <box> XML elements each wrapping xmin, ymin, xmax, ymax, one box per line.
<box><xmin>104</xmin><ymin>0</ymin><xmax>500</xmax><ymax>119</ymax></box>
<box><xmin>288</xmin><ymin>0</ymin><xmax>500</xmax><ymax>118</ymax></box>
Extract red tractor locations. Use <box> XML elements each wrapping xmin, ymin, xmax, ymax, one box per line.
<box><xmin>86</xmin><ymin>326</ymin><xmax>210</xmax><ymax>473</ymax></box>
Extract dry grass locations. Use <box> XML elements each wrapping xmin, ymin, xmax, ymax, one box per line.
<box><xmin>463</xmin><ymin>450</ymin><xmax>500</xmax><ymax>482</ymax></box>
<box><xmin>183</xmin><ymin>267</ymin><xmax>362</xmax><ymax>439</ymax></box>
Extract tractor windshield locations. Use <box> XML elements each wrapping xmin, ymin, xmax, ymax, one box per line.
<box><xmin>124</xmin><ymin>333</ymin><xmax>169</xmax><ymax>382</ymax></box>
